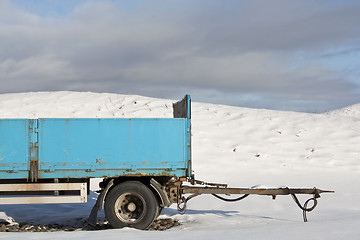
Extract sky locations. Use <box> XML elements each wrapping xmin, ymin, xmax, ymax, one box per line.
<box><xmin>0</xmin><ymin>0</ymin><xmax>359</xmax><ymax>112</ymax></box>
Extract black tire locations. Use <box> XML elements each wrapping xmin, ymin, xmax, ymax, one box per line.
<box><xmin>104</xmin><ymin>181</ymin><xmax>158</xmax><ymax>230</ymax></box>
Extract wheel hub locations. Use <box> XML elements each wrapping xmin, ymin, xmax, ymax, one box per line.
<box><xmin>127</xmin><ymin>202</ymin><xmax>136</xmax><ymax>212</ymax></box>
<box><xmin>114</xmin><ymin>192</ymin><xmax>146</xmax><ymax>224</ymax></box>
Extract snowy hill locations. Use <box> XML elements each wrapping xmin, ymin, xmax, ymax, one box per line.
<box><xmin>0</xmin><ymin>91</ymin><xmax>359</xmax><ymax>240</ymax></box>
<box><xmin>325</xmin><ymin>103</ymin><xmax>360</xmax><ymax>118</ymax></box>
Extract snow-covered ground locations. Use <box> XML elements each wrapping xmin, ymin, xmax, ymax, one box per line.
<box><xmin>0</xmin><ymin>91</ymin><xmax>359</xmax><ymax>239</ymax></box>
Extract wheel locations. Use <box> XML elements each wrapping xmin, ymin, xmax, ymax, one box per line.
<box><xmin>104</xmin><ymin>181</ymin><xmax>159</xmax><ymax>230</ymax></box>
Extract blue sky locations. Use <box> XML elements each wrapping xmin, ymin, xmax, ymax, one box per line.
<box><xmin>10</xmin><ymin>0</ymin><xmax>88</xmax><ymax>17</ymax></box>
<box><xmin>9</xmin><ymin>0</ymin><xmax>146</xmax><ymax>16</ymax></box>
<box><xmin>1</xmin><ymin>0</ymin><xmax>360</xmax><ymax>112</ymax></box>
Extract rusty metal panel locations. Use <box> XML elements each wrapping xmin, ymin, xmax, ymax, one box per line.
<box><xmin>173</xmin><ymin>95</ymin><xmax>191</xmax><ymax>119</ymax></box>
<box><xmin>0</xmin><ymin>119</ymin><xmax>30</xmax><ymax>179</ymax></box>
<box><xmin>29</xmin><ymin>119</ymin><xmax>39</xmax><ymax>182</ymax></box>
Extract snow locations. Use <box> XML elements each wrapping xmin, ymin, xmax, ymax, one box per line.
<box><xmin>0</xmin><ymin>91</ymin><xmax>359</xmax><ymax>239</ymax></box>
<box><xmin>326</xmin><ymin>103</ymin><xmax>360</xmax><ymax>118</ymax></box>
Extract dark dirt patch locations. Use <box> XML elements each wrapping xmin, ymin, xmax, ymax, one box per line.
<box><xmin>0</xmin><ymin>218</ymin><xmax>180</xmax><ymax>232</ymax></box>
<box><xmin>148</xmin><ymin>218</ymin><xmax>180</xmax><ymax>231</ymax></box>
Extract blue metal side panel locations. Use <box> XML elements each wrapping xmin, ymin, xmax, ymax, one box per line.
<box><xmin>0</xmin><ymin>119</ymin><xmax>29</xmax><ymax>179</ymax></box>
<box><xmin>185</xmin><ymin>119</ymin><xmax>192</xmax><ymax>177</ymax></box>
<box><xmin>37</xmin><ymin>118</ymin><xmax>188</xmax><ymax>179</ymax></box>
<box><xmin>185</xmin><ymin>95</ymin><xmax>192</xmax><ymax>177</ymax></box>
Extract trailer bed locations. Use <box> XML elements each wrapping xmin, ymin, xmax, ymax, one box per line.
<box><xmin>0</xmin><ymin>118</ymin><xmax>191</xmax><ymax>180</ymax></box>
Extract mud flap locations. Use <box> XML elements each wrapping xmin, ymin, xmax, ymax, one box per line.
<box><xmin>87</xmin><ymin>179</ymin><xmax>114</xmax><ymax>226</ymax></box>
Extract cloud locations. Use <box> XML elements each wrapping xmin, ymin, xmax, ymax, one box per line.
<box><xmin>0</xmin><ymin>0</ymin><xmax>359</xmax><ymax>112</ymax></box>
<box><xmin>0</xmin><ymin>54</ymin><xmax>75</xmax><ymax>80</ymax></box>
<box><xmin>189</xmin><ymin>0</ymin><xmax>360</xmax><ymax>55</ymax></box>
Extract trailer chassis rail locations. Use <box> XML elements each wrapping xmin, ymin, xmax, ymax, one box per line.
<box><xmin>178</xmin><ymin>183</ymin><xmax>334</xmax><ymax>222</ymax></box>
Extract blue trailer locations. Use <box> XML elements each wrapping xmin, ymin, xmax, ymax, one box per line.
<box><xmin>0</xmin><ymin>95</ymin><xmax>332</xmax><ymax>229</ymax></box>
<box><xmin>0</xmin><ymin>118</ymin><xmax>191</xmax><ymax>180</ymax></box>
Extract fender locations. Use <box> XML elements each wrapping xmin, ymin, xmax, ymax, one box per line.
<box><xmin>150</xmin><ymin>178</ymin><xmax>171</xmax><ymax>207</ymax></box>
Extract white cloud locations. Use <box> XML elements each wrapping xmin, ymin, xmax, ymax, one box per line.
<box><xmin>0</xmin><ymin>54</ymin><xmax>75</xmax><ymax>80</ymax></box>
<box><xmin>0</xmin><ymin>0</ymin><xmax>359</xmax><ymax>111</ymax></box>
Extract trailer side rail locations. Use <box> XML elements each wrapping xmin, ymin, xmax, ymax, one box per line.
<box><xmin>0</xmin><ymin>183</ymin><xmax>87</xmax><ymax>204</ymax></box>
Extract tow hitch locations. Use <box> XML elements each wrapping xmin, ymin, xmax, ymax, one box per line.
<box><xmin>177</xmin><ymin>179</ymin><xmax>334</xmax><ymax>222</ymax></box>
